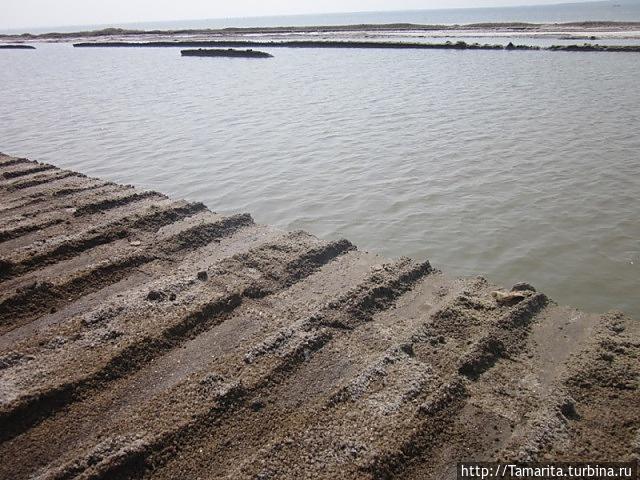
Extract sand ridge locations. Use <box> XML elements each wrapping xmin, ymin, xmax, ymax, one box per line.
<box><xmin>0</xmin><ymin>153</ymin><xmax>637</xmax><ymax>479</ymax></box>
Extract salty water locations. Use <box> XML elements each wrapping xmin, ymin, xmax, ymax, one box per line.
<box><xmin>1</xmin><ymin>43</ymin><xmax>639</xmax><ymax>317</ymax></box>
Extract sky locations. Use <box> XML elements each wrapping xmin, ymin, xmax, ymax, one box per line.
<box><xmin>1</xmin><ymin>0</ymin><xmax>594</xmax><ymax>30</ymax></box>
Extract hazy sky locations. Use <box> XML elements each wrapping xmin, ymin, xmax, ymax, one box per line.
<box><xmin>2</xmin><ymin>0</ymin><xmax>589</xmax><ymax>30</ymax></box>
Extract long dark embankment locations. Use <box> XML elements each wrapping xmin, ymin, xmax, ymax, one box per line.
<box><xmin>0</xmin><ymin>152</ymin><xmax>638</xmax><ymax>480</ymax></box>
<box><xmin>0</xmin><ymin>45</ymin><xmax>35</xmax><ymax>49</ymax></box>
<box><xmin>72</xmin><ymin>39</ymin><xmax>640</xmax><ymax>52</ymax></box>
<box><xmin>181</xmin><ymin>48</ymin><xmax>273</xmax><ymax>58</ymax></box>
<box><xmin>75</xmin><ymin>40</ymin><xmax>509</xmax><ymax>49</ymax></box>
<box><xmin>549</xmin><ymin>44</ymin><xmax>640</xmax><ymax>52</ymax></box>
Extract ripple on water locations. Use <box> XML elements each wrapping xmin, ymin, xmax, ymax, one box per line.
<box><xmin>0</xmin><ymin>45</ymin><xmax>638</xmax><ymax>317</ymax></box>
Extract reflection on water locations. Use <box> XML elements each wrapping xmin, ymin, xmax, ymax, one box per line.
<box><xmin>0</xmin><ymin>44</ymin><xmax>638</xmax><ymax>317</ymax></box>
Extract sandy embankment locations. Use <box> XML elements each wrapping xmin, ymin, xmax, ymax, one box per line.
<box><xmin>0</xmin><ymin>153</ymin><xmax>638</xmax><ymax>479</ymax></box>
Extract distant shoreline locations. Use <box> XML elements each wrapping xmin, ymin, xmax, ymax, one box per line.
<box><xmin>3</xmin><ymin>21</ymin><xmax>640</xmax><ymax>42</ymax></box>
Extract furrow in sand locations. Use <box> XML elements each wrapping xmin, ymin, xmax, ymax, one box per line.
<box><xmin>498</xmin><ymin>311</ymin><xmax>640</xmax><ymax>465</ymax></box>
<box><xmin>0</xmin><ymin>164</ymin><xmax>57</xmax><ymax>180</ymax></box>
<box><xmin>396</xmin><ymin>306</ymin><xmax>639</xmax><ymax>480</ymax></box>
<box><xmin>0</xmin><ymin>168</ymin><xmax>104</xmax><ymax>203</ymax></box>
<box><xmin>396</xmin><ymin>301</ymin><xmax>578</xmax><ymax>479</ymax></box>
<box><xmin>238</xmin><ymin>258</ymin><xmax>433</xmax><ymax>390</ymax></box>
<box><xmin>359</xmin><ymin>291</ymin><xmax>550</xmax><ymax>480</ymax></box>
<box><xmin>0</xmin><ymin>200</ymin><xmax>207</xmax><ymax>279</ymax></box>
<box><xmin>6</xmin><ymin>262</ymin><xmax>549</xmax><ymax>480</ymax></box>
<box><xmin>201</xmin><ymin>280</ymin><xmax>546</xmax><ymax>479</ymax></box>
<box><xmin>0</xmin><ymin>193</ymin><xmax>178</xmax><ymax>256</ymax></box>
<box><xmin>0</xmin><ymin>183</ymin><xmax>127</xmax><ymax>223</ymax></box>
<box><xmin>554</xmin><ymin>312</ymin><xmax>640</xmax><ymax>461</ymax></box>
<box><xmin>456</xmin><ymin>292</ymin><xmax>548</xmax><ymax>379</ymax></box>
<box><xmin>0</xmin><ymin>217</ymin><xmax>66</xmax><ymax>244</ymax></box>
<box><xmin>0</xmin><ymin>155</ymin><xmax>31</xmax><ymax>169</ymax></box>
<box><xmin>0</xmin><ymin>254</ymin><xmax>151</xmax><ymax>334</ymax></box>
<box><xmin>2</xmin><ymin>180</ymin><xmax>147</xmax><ymax>225</ymax></box>
<box><xmin>0</xmin><ymin>212</ymin><xmax>254</xmax><ymax>334</ymax></box>
<box><xmin>73</xmin><ymin>189</ymin><xmax>165</xmax><ymax>216</ymax></box>
<box><xmin>2</xmin><ymin>170</ymin><xmax>79</xmax><ymax>191</ymax></box>
<box><xmin>0</xmin><ymin>183</ymin><xmax>117</xmax><ymax>239</ymax></box>
<box><xmin>148</xmin><ymin>260</ymin><xmax>435</xmax><ymax>478</ymax></box>
<box><xmin>0</xmin><ymin>179</ymin><xmax>109</xmax><ymax>217</ymax></box>
<box><xmin>0</xmin><ymin>232</ymin><xmax>353</xmax><ymax>444</ymax></box>
<box><xmin>0</xmin><ymin>222</ymin><xmax>282</xmax><ymax>352</ymax></box>
<box><xmin>0</xmin><ymin>248</ymin><xmax>378</xmax><ymax>479</ymax></box>
<box><xmin>50</xmin><ymin>182</ymin><xmax>114</xmax><ymax>198</ymax></box>
<box><xmin>152</xmin><ymin>268</ymin><xmax>455</xmax><ymax>480</ymax></box>
<box><xmin>13</xmin><ymin>256</ymin><xmax>430</xmax><ymax>480</ymax></box>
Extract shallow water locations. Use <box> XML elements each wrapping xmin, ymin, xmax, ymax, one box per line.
<box><xmin>1</xmin><ymin>43</ymin><xmax>639</xmax><ymax>317</ymax></box>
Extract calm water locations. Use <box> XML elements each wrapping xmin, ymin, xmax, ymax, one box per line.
<box><xmin>0</xmin><ymin>43</ymin><xmax>639</xmax><ymax>318</ymax></box>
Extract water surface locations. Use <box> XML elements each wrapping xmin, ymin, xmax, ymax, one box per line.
<box><xmin>1</xmin><ymin>43</ymin><xmax>638</xmax><ymax>317</ymax></box>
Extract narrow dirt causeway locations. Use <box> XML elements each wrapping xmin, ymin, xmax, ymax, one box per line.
<box><xmin>0</xmin><ymin>153</ymin><xmax>637</xmax><ymax>480</ymax></box>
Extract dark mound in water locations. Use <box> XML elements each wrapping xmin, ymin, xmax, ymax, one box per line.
<box><xmin>505</xmin><ymin>41</ymin><xmax>540</xmax><ymax>50</ymax></box>
<box><xmin>0</xmin><ymin>45</ymin><xmax>35</xmax><ymax>49</ymax></box>
<box><xmin>548</xmin><ymin>43</ymin><xmax>640</xmax><ymax>52</ymax></box>
<box><xmin>181</xmin><ymin>48</ymin><xmax>273</xmax><ymax>58</ymax></box>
